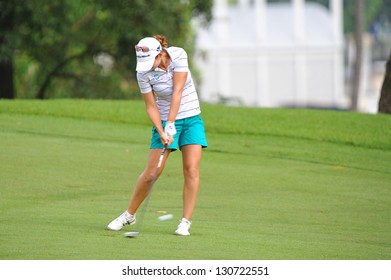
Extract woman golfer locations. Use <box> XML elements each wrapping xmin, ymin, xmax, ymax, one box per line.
<box><xmin>107</xmin><ymin>35</ymin><xmax>208</xmax><ymax>236</ymax></box>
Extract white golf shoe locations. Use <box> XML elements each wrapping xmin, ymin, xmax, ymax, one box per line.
<box><xmin>107</xmin><ymin>211</ymin><xmax>136</xmax><ymax>231</ymax></box>
<box><xmin>174</xmin><ymin>218</ymin><xmax>191</xmax><ymax>236</ymax></box>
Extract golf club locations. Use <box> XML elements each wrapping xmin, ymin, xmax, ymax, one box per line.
<box><xmin>124</xmin><ymin>145</ymin><xmax>167</xmax><ymax>238</ymax></box>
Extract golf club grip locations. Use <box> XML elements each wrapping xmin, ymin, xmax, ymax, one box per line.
<box><xmin>157</xmin><ymin>145</ymin><xmax>167</xmax><ymax>169</ymax></box>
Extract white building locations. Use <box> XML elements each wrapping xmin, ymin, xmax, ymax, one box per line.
<box><xmin>194</xmin><ymin>0</ymin><xmax>348</xmax><ymax>109</ymax></box>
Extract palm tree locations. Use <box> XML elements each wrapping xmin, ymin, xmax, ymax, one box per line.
<box><xmin>351</xmin><ymin>0</ymin><xmax>364</xmax><ymax>111</ymax></box>
<box><xmin>378</xmin><ymin>51</ymin><xmax>391</xmax><ymax>114</ymax></box>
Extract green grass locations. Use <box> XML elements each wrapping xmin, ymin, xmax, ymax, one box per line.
<box><xmin>0</xmin><ymin>100</ymin><xmax>390</xmax><ymax>260</ymax></box>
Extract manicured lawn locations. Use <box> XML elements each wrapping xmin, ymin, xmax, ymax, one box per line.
<box><xmin>1</xmin><ymin>100</ymin><xmax>390</xmax><ymax>259</ymax></box>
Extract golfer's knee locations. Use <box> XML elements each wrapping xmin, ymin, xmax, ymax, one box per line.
<box><xmin>183</xmin><ymin>166</ymin><xmax>199</xmax><ymax>180</ymax></box>
<box><xmin>140</xmin><ymin>171</ymin><xmax>157</xmax><ymax>183</ymax></box>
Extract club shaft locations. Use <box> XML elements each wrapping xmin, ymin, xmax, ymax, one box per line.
<box><xmin>133</xmin><ymin>145</ymin><xmax>167</xmax><ymax>233</ymax></box>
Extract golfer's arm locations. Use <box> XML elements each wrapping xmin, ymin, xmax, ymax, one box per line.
<box><xmin>143</xmin><ymin>92</ymin><xmax>164</xmax><ymax>135</ymax></box>
<box><xmin>167</xmin><ymin>71</ymin><xmax>187</xmax><ymax>123</ymax></box>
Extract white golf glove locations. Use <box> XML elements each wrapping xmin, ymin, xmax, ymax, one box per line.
<box><xmin>164</xmin><ymin>121</ymin><xmax>176</xmax><ymax>137</ymax></box>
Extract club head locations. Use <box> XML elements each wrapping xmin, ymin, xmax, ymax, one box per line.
<box><xmin>124</xmin><ymin>231</ymin><xmax>139</xmax><ymax>238</ymax></box>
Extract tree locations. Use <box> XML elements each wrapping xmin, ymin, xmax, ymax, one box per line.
<box><xmin>343</xmin><ymin>0</ymin><xmax>384</xmax><ymax>33</ymax></box>
<box><xmin>0</xmin><ymin>0</ymin><xmax>98</xmax><ymax>99</ymax></box>
<box><xmin>1</xmin><ymin>0</ymin><xmax>212</xmax><ymax>99</ymax></box>
<box><xmin>0</xmin><ymin>0</ymin><xmax>16</xmax><ymax>98</ymax></box>
<box><xmin>351</xmin><ymin>0</ymin><xmax>364</xmax><ymax>111</ymax></box>
<box><xmin>378</xmin><ymin>52</ymin><xmax>391</xmax><ymax>114</ymax></box>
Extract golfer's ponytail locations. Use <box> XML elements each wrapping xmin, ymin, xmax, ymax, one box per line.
<box><xmin>154</xmin><ymin>35</ymin><xmax>168</xmax><ymax>48</ymax></box>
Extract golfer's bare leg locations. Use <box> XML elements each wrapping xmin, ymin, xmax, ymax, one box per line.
<box><xmin>127</xmin><ymin>148</ymin><xmax>169</xmax><ymax>215</ymax></box>
<box><xmin>181</xmin><ymin>144</ymin><xmax>202</xmax><ymax>220</ymax></box>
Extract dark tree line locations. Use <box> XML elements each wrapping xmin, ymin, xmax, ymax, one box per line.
<box><xmin>0</xmin><ymin>0</ymin><xmax>212</xmax><ymax>99</ymax></box>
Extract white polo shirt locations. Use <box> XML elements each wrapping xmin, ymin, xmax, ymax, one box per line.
<box><xmin>136</xmin><ymin>47</ymin><xmax>201</xmax><ymax>121</ymax></box>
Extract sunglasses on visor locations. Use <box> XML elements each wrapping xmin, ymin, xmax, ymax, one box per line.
<box><xmin>135</xmin><ymin>45</ymin><xmax>161</xmax><ymax>52</ymax></box>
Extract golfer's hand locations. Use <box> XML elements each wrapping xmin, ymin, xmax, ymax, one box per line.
<box><xmin>160</xmin><ymin>133</ymin><xmax>174</xmax><ymax>146</ymax></box>
<box><xmin>164</xmin><ymin>121</ymin><xmax>176</xmax><ymax>137</ymax></box>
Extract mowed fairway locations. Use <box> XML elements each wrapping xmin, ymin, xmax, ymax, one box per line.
<box><xmin>0</xmin><ymin>100</ymin><xmax>390</xmax><ymax>260</ymax></box>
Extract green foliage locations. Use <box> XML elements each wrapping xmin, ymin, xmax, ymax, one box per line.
<box><xmin>3</xmin><ymin>0</ymin><xmax>212</xmax><ymax>99</ymax></box>
<box><xmin>343</xmin><ymin>0</ymin><xmax>384</xmax><ymax>33</ymax></box>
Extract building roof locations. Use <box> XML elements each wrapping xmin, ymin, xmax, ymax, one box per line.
<box><xmin>196</xmin><ymin>2</ymin><xmax>340</xmax><ymax>49</ymax></box>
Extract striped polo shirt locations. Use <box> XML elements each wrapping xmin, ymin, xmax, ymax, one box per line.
<box><xmin>136</xmin><ymin>47</ymin><xmax>201</xmax><ymax>120</ymax></box>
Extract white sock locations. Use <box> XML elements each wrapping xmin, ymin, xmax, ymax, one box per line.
<box><xmin>124</xmin><ymin>210</ymin><xmax>133</xmax><ymax>218</ymax></box>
